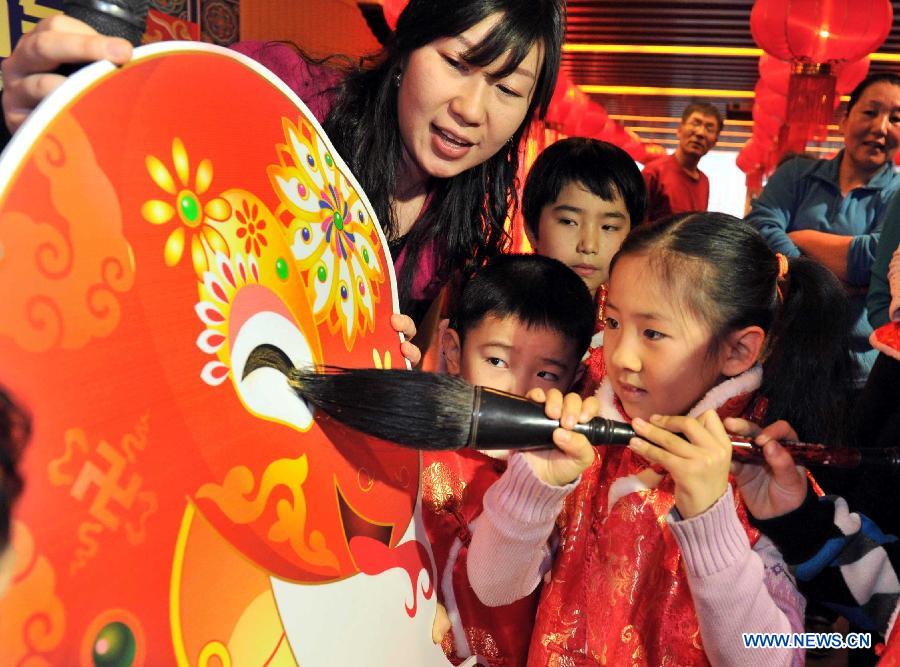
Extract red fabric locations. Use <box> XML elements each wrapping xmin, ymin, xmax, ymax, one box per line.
<box><xmin>528</xmin><ymin>392</ymin><xmax>768</xmax><ymax>666</ymax></box>
<box><xmin>422</xmin><ymin>450</ymin><xmax>540</xmax><ymax>665</ymax></box>
<box><xmin>879</xmin><ymin>625</ymin><xmax>900</xmax><ymax>665</ymax></box>
<box><xmin>642</xmin><ymin>154</ymin><xmax>710</xmax><ymax>223</ymax></box>
<box><xmin>577</xmin><ymin>285</ymin><xmax>608</xmax><ymax>398</ymax></box>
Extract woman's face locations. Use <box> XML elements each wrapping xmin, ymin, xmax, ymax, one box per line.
<box><xmin>842</xmin><ymin>81</ymin><xmax>900</xmax><ymax>175</ymax></box>
<box><xmin>396</xmin><ymin>14</ymin><xmax>542</xmax><ymax>183</ymax></box>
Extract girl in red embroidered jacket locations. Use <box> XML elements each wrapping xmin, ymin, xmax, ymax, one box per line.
<box><xmin>467</xmin><ymin>212</ymin><xmax>858</xmax><ymax>666</ymax></box>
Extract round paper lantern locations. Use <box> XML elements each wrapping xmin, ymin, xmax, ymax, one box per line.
<box><xmin>573</xmin><ymin>103</ymin><xmax>609</xmax><ymax>138</ymax></box>
<box><xmin>544</xmin><ymin>71</ymin><xmax>575</xmax><ymax>127</ymax></box>
<box><xmin>835</xmin><ymin>57</ymin><xmax>871</xmax><ymax>94</ymax></box>
<box><xmin>758</xmin><ymin>54</ymin><xmax>791</xmax><ymax>97</ymax></box>
<box><xmin>750</xmin><ymin>0</ymin><xmax>892</xmax><ymax>65</ymax></box>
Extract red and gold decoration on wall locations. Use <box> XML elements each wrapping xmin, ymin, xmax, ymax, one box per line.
<box><xmin>0</xmin><ymin>43</ymin><xmax>455</xmax><ymax>665</ymax></box>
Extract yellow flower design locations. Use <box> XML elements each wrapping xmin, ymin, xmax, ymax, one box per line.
<box><xmin>372</xmin><ymin>348</ymin><xmax>392</xmax><ymax>370</ymax></box>
<box><xmin>142</xmin><ymin>137</ymin><xmax>232</xmax><ymax>274</ymax></box>
<box><xmin>268</xmin><ymin>118</ymin><xmax>384</xmax><ymax>350</ymax></box>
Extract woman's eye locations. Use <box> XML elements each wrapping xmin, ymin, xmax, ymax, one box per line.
<box><xmin>497</xmin><ymin>84</ymin><xmax>522</xmax><ymax>98</ymax></box>
<box><xmin>643</xmin><ymin>329</ymin><xmax>665</xmax><ymax>340</ymax></box>
<box><xmin>537</xmin><ymin>370</ymin><xmax>560</xmax><ymax>382</ymax></box>
<box><xmin>443</xmin><ymin>55</ymin><xmax>466</xmax><ymax>72</ymax></box>
<box><xmin>486</xmin><ymin>357</ymin><xmax>508</xmax><ymax>368</ymax></box>
<box><xmin>559</xmin><ymin>218</ymin><xmax>577</xmax><ymax>227</ymax></box>
<box><xmin>605</xmin><ymin>317</ymin><xmax>619</xmax><ymax>329</ymax></box>
<box><xmin>602</xmin><ymin>224</ymin><xmax>621</xmax><ymax>232</ymax></box>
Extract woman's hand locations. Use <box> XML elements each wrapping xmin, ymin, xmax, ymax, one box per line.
<box><xmin>431</xmin><ymin>602</ymin><xmax>450</xmax><ymax>644</ymax></box>
<box><xmin>725</xmin><ymin>417</ymin><xmax>808</xmax><ymax>520</ymax></box>
<box><xmin>390</xmin><ymin>313</ymin><xmax>421</xmax><ymax>366</ymax></box>
<box><xmin>520</xmin><ymin>388</ymin><xmax>597</xmax><ymax>487</ymax></box>
<box><xmin>2</xmin><ymin>15</ymin><xmax>133</xmax><ymax>133</ymax></box>
<box><xmin>628</xmin><ymin>411</ymin><xmax>731</xmax><ymax>519</ymax></box>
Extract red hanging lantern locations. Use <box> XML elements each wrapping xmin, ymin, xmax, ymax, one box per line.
<box><xmin>544</xmin><ymin>71</ymin><xmax>575</xmax><ymax>128</ymax></box>
<box><xmin>758</xmin><ymin>55</ymin><xmax>791</xmax><ymax>97</ymax></box>
<box><xmin>835</xmin><ymin>57</ymin><xmax>871</xmax><ymax>95</ymax></box>
<box><xmin>573</xmin><ymin>103</ymin><xmax>609</xmax><ymax>139</ymax></box>
<box><xmin>382</xmin><ymin>0</ymin><xmax>409</xmax><ymax>32</ymax></box>
<box><xmin>750</xmin><ymin>0</ymin><xmax>892</xmax><ymax>154</ymax></box>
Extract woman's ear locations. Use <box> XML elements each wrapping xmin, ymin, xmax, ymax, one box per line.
<box><xmin>720</xmin><ymin>325</ymin><xmax>766</xmax><ymax>377</ymax></box>
<box><xmin>442</xmin><ymin>326</ymin><xmax>462</xmax><ymax>376</ymax></box>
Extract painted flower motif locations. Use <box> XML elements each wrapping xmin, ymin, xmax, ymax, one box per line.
<box><xmin>372</xmin><ymin>348</ymin><xmax>392</xmax><ymax>370</ymax></box>
<box><xmin>268</xmin><ymin>117</ymin><xmax>384</xmax><ymax>349</ymax></box>
<box><xmin>195</xmin><ymin>251</ymin><xmax>260</xmax><ymax>386</ymax></box>
<box><xmin>142</xmin><ymin>137</ymin><xmax>232</xmax><ymax>275</ymax></box>
<box><xmin>235</xmin><ymin>199</ymin><xmax>268</xmax><ymax>257</ymax></box>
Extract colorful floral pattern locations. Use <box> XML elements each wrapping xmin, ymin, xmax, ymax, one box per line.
<box><xmin>268</xmin><ymin>118</ymin><xmax>385</xmax><ymax>349</ymax></box>
<box><xmin>195</xmin><ymin>251</ymin><xmax>260</xmax><ymax>386</ymax></box>
<box><xmin>142</xmin><ymin>137</ymin><xmax>232</xmax><ymax>274</ymax></box>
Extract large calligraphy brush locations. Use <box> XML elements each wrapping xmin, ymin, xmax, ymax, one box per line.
<box><xmin>244</xmin><ymin>346</ymin><xmax>900</xmax><ymax>469</ymax></box>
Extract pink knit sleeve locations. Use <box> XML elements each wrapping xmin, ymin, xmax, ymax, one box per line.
<box><xmin>466</xmin><ymin>453</ymin><xmax>575</xmax><ymax>607</ymax></box>
<box><xmin>668</xmin><ymin>486</ymin><xmax>805</xmax><ymax>667</ymax></box>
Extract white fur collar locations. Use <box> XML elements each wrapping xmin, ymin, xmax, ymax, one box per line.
<box><xmin>595</xmin><ymin>364</ymin><xmax>763</xmax><ymax>420</ymax></box>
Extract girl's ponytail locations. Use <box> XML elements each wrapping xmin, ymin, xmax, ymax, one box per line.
<box><xmin>761</xmin><ymin>257</ymin><xmax>857</xmax><ymax>444</ymax></box>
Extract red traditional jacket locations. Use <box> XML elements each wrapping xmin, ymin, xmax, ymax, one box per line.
<box><xmin>529</xmin><ymin>372</ymin><xmax>769</xmax><ymax>666</ymax></box>
<box><xmin>422</xmin><ymin>449</ymin><xmax>540</xmax><ymax>666</ymax></box>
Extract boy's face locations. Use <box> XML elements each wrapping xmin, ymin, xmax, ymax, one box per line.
<box><xmin>528</xmin><ymin>181</ymin><xmax>630</xmax><ymax>297</ymax></box>
<box><xmin>443</xmin><ymin>315</ymin><xmax>580</xmax><ymax>397</ymax></box>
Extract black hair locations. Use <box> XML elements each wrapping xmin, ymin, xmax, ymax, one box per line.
<box><xmin>322</xmin><ymin>0</ymin><xmax>565</xmax><ymax>316</ymax></box>
<box><xmin>450</xmin><ymin>253</ymin><xmax>596</xmax><ymax>360</ymax></box>
<box><xmin>610</xmin><ymin>212</ymin><xmax>857</xmax><ymax>444</ymax></box>
<box><xmin>0</xmin><ymin>388</ymin><xmax>27</xmax><ymax>553</ymax></box>
<box><xmin>681</xmin><ymin>102</ymin><xmax>724</xmax><ymax>134</ymax></box>
<box><xmin>846</xmin><ymin>72</ymin><xmax>900</xmax><ymax>112</ymax></box>
<box><xmin>521</xmin><ymin>138</ymin><xmax>647</xmax><ymax>241</ymax></box>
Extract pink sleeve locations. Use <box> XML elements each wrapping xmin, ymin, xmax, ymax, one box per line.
<box><xmin>230</xmin><ymin>41</ymin><xmax>341</xmax><ymax>123</ymax></box>
<box><xmin>466</xmin><ymin>453</ymin><xmax>575</xmax><ymax>607</ymax></box>
<box><xmin>668</xmin><ymin>486</ymin><xmax>805</xmax><ymax>667</ymax></box>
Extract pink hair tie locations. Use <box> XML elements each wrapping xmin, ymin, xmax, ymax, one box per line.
<box><xmin>775</xmin><ymin>253</ymin><xmax>789</xmax><ymax>303</ymax></box>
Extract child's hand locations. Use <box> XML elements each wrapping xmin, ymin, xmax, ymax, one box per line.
<box><xmin>390</xmin><ymin>313</ymin><xmax>422</xmax><ymax>366</ymax></box>
<box><xmin>629</xmin><ymin>411</ymin><xmax>731</xmax><ymax>518</ymax></box>
<box><xmin>724</xmin><ymin>417</ymin><xmax>808</xmax><ymax>520</ymax></box>
<box><xmin>521</xmin><ymin>388</ymin><xmax>597</xmax><ymax>487</ymax></box>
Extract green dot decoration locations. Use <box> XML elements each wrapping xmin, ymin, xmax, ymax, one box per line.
<box><xmin>92</xmin><ymin>621</ymin><xmax>136</xmax><ymax>667</ymax></box>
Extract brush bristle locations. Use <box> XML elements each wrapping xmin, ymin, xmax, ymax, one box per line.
<box><xmin>287</xmin><ymin>367</ymin><xmax>474</xmax><ymax>449</ymax></box>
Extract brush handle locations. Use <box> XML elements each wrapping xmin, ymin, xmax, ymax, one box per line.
<box><xmin>468</xmin><ymin>387</ymin><xmax>900</xmax><ymax>470</ymax></box>
<box><xmin>729</xmin><ymin>437</ymin><xmax>900</xmax><ymax>470</ymax></box>
<box><xmin>468</xmin><ymin>386</ymin><xmax>636</xmax><ymax>449</ymax></box>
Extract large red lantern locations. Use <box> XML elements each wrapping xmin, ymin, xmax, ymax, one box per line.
<box><xmin>750</xmin><ymin>0</ymin><xmax>892</xmax><ymax>154</ymax></box>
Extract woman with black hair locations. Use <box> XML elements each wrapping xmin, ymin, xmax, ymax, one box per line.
<box><xmin>1</xmin><ymin>0</ymin><xmax>565</xmax><ymax>331</ymax></box>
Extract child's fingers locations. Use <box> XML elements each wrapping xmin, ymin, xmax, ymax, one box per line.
<box><xmin>631</xmin><ymin>417</ymin><xmax>695</xmax><ymax>459</ymax></box>
<box><xmin>754</xmin><ymin>419</ymin><xmax>799</xmax><ymax>446</ymax></box>
<box><xmin>558</xmin><ymin>392</ymin><xmax>583</xmax><ymax>430</ymax></box>
<box><xmin>542</xmin><ymin>388</ymin><xmax>564</xmax><ymax>421</ymax></box>
<box><xmin>579</xmin><ymin>395</ymin><xmax>602</xmax><ymax>422</ymax></box>
<box><xmin>649</xmin><ymin>414</ymin><xmax>725</xmax><ymax>454</ymax></box>
<box><xmin>524</xmin><ymin>387</ymin><xmax>546</xmax><ymax>404</ymax></box>
<box><xmin>695</xmin><ymin>410</ymin><xmax>732</xmax><ymax>453</ymax></box>
<box><xmin>627</xmin><ymin>436</ymin><xmax>676</xmax><ymax>468</ymax></box>
<box><xmin>552</xmin><ymin>429</ymin><xmax>595</xmax><ymax>468</ymax></box>
<box><xmin>723</xmin><ymin>417</ymin><xmax>762</xmax><ymax>440</ymax></box>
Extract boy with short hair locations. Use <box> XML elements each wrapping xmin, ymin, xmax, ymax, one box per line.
<box><xmin>425</xmin><ymin>253</ymin><xmax>595</xmax><ymax>666</ymax></box>
<box><xmin>521</xmin><ymin>137</ymin><xmax>647</xmax><ymax>395</ymax></box>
